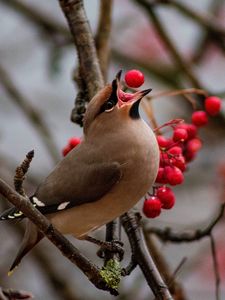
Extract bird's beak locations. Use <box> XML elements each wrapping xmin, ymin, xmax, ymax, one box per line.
<box><xmin>114</xmin><ymin>70</ymin><xmax>152</xmax><ymax>109</ymax></box>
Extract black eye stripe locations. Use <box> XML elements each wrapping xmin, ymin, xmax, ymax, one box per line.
<box><xmin>100</xmin><ymin>100</ymin><xmax>115</xmax><ymax>112</ymax></box>
<box><xmin>99</xmin><ymin>79</ymin><xmax>118</xmax><ymax>113</ymax></box>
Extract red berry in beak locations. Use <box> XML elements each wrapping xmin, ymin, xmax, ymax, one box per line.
<box><xmin>124</xmin><ymin>69</ymin><xmax>145</xmax><ymax>88</ymax></box>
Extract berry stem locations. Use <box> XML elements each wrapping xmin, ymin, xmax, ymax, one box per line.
<box><xmin>147</xmin><ymin>88</ymin><xmax>208</xmax><ymax>109</ymax></box>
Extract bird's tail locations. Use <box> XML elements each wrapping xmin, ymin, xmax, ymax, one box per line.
<box><xmin>0</xmin><ymin>195</ymin><xmax>37</xmax><ymax>220</ymax></box>
<box><xmin>9</xmin><ymin>220</ymin><xmax>44</xmax><ymax>274</ymax></box>
<box><xmin>0</xmin><ymin>206</ymin><xmax>24</xmax><ymax>220</ymax></box>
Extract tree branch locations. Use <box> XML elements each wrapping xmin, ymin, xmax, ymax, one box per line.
<box><xmin>59</xmin><ymin>0</ymin><xmax>104</xmax><ymax>99</ymax></box>
<box><xmin>58</xmin><ymin>0</ymin><xmax>104</xmax><ymax>126</ymax></box>
<box><xmin>95</xmin><ymin>0</ymin><xmax>113</xmax><ymax>81</ymax></box>
<box><xmin>147</xmin><ymin>203</ymin><xmax>225</xmax><ymax>243</ymax></box>
<box><xmin>210</xmin><ymin>234</ymin><xmax>220</xmax><ymax>300</ymax></box>
<box><xmin>0</xmin><ymin>178</ymin><xmax>118</xmax><ymax>296</ymax></box>
<box><xmin>121</xmin><ymin>212</ymin><xmax>174</xmax><ymax>300</ymax></box>
<box><xmin>143</xmin><ymin>229</ymin><xmax>187</xmax><ymax>299</ymax></box>
<box><xmin>14</xmin><ymin>150</ymin><xmax>34</xmax><ymax>197</ymax></box>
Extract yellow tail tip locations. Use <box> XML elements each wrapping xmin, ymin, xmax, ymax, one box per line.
<box><xmin>7</xmin><ymin>268</ymin><xmax>16</xmax><ymax>277</ymax></box>
<box><xmin>7</xmin><ymin>270</ymin><xmax>14</xmax><ymax>276</ymax></box>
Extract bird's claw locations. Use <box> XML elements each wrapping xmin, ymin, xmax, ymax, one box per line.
<box><xmin>97</xmin><ymin>240</ymin><xmax>124</xmax><ymax>261</ymax></box>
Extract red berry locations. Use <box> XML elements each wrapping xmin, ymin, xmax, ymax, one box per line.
<box><xmin>69</xmin><ymin>137</ymin><xmax>81</xmax><ymax>148</ymax></box>
<box><xmin>62</xmin><ymin>145</ymin><xmax>71</xmax><ymax>157</ymax></box>
<box><xmin>178</xmin><ymin>123</ymin><xmax>197</xmax><ymax>139</ymax></box>
<box><xmin>168</xmin><ymin>146</ymin><xmax>182</xmax><ymax>156</ymax></box>
<box><xmin>191</xmin><ymin>111</ymin><xmax>208</xmax><ymax>127</ymax></box>
<box><xmin>157</xmin><ymin>135</ymin><xmax>172</xmax><ymax>148</ymax></box>
<box><xmin>155</xmin><ymin>167</ymin><xmax>168</xmax><ymax>184</ymax></box>
<box><xmin>171</xmin><ymin>155</ymin><xmax>186</xmax><ymax>172</ymax></box>
<box><xmin>184</xmin><ymin>150</ymin><xmax>196</xmax><ymax>162</ymax></box>
<box><xmin>186</xmin><ymin>138</ymin><xmax>202</xmax><ymax>153</ymax></box>
<box><xmin>173</xmin><ymin>128</ymin><xmax>188</xmax><ymax>142</ymax></box>
<box><xmin>205</xmin><ymin>96</ymin><xmax>222</xmax><ymax>116</ymax></box>
<box><xmin>143</xmin><ymin>197</ymin><xmax>162</xmax><ymax>218</ymax></box>
<box><xmin>124</xmin><ymin>69</ymin><xmax>145</xmax><ymax>88</ymax></box>
<box><xmin>156</xmin><ymin>186</ymin><xmax>175</xmax><ymax>209</ymax></box>
<box><xmin>164</xmin><ymin>166</ymin><xmax>184</xmax><ymax>186</ymax></box>
<box><xmin>160</xmin><ymin>152</ymin><xmax>170</xmax><ymax>166</ymax></box>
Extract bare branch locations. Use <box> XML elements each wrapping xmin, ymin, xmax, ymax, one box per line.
<box><xmin>210</xmin><ymin>234</ymin><xmax>220</xmax><ymax>300</ymax></box>
<box><xmin>0</xmin><ymin>178</ymin><xmax>118</xmax><ymax>296</ymax></box>
<box><xmin>14</xmin><ymin>150</ymin><xmax>34</xmax><ymax>197</ymax></box>
<box><xmin>58</xmin><ymin>0</ymin><xmax>104</xmax><ymax>126</ymax></box>
<box><xmin>59</xmin><ymin>0</ymin><xmax>104</xmax><ymax>99</ymax></box>
<box><xmin>147</xmin><ymin>204</ymin><xmax>225</xmax><ymax>243</ymax></box>
<box><xmin>95</xmin><ymin>0</ymin><xmax>113</xmax><ymax>81</ymax></box>
<box><xmin>121</xmin><ymin>212</ymin><xmax>174</xmax><ymax>300</ymax></box>
<box><xmin>143</xmin><ymin>229</ymin><xmax>187</xmax><ymax>299</ymax></box>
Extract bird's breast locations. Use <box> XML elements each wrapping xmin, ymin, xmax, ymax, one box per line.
<box><xmin>50</xmin><ymin>120</ymin><xmax>159</xmax><ymax>237</ymax></box>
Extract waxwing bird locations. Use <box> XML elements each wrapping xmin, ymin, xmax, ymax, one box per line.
<box><xmin>0</xmin><ymin>71</ymin><xmax>159</xmax><ymax>272</ymax></box>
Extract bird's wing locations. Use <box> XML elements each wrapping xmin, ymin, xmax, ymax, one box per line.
<box><xmin>0</xmin><ymin>145</ymin><xmax>122</xmax><ymax>220</ymax></box>
<box><xmin>32</xmin><ymin>145</ymin><xmax>122</xmax><ymax>214</ymax></box>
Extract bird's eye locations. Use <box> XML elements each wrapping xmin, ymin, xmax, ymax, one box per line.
<box><xmin>104</xmin><ymin>101</ymin><xmax>115</xmax><ymax>112</ymax></box>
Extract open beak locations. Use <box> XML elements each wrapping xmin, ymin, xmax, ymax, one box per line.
<box><xmin>114</xmin><ymin>70</ymin><xmax>152</xmax><ymax>108</ymax></box>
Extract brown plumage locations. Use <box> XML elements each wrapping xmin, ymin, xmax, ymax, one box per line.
<box><xmin>1</xmin><ymin>71</ymin><xmax>159</xmax><ymax>272</ymax></box>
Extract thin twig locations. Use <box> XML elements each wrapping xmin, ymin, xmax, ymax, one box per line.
<box><xmin>121</xmin><ymin>212</ymin><xmax>173</xmax><ymax>300</ymax></box>
<box><xmin>209</xmin><ymin>234</ymin><xmax>220</xmax><ymax>300</ymax></box>
<box><xmin>95</xmin><ymin>0</ymin><xmax>113</xmax><ymax>81</ymax></box>
<box><xmin>104</xmin><ymin>220</ymin><xmax>121</xmax><ymax>263</ymax></box>
<box><xmin>0</xmin><ymin>178</ymin><xmax>118</xmax><ymax>296</ymax></box>
<box><xmin>147</xmin><ymin>204</ymin><xmax>225</xmax><ymax>243</ymax></box>
<box><xmin>121</xmin><ymin>255</ymin><xmax>137</xmax><ymax>276</ymax></box>
<box><xmin>14</xmin><ymin>150</ymin><xmax>34</xmax><ymax>197</ymax></box>
<box><xmin>141</xmin><ymin>98</ymin><xmax>159</xmax><ymax>129</ymax></box>
<box><xmin>0</xmin><ymin>65</ymin><xmax>59</xmax><ymax>164</ymax></box>
<box><xmin>143</xmin><ymin>229</ymin><xmax>187</xmax><ymax>300</ymax></box>
<box><xmin>148</xmin><ymin>88</ymin><xmax>208</xmax><ymax>100</ymax></box>
<box><xmin>191</xmin><ymin>0</ymin><xmax>224</xmax><ymax>63</ymax></box>
<box><xmin>146</xmin><ymin>88</ymin><xmax>208</xmax><ymax>111</ymax></box>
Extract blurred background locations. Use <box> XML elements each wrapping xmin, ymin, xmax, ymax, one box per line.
<box><xmin>0</xmin><ymin>0</ymin><xmax>225</xmax><ymax>299</ymax></box>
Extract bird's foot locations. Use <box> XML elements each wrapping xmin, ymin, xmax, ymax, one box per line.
<box><xmin>85</xmin><ymin>236</ymin><xmax>124</xmax><ymax>261</ymax></box>
<box><xmin>97</xmin><ymin>240</ymin><xmax>124</xmax><ymax>261</ymax></box>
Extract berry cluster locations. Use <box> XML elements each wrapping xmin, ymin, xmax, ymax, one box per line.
<box><xmin>62</xmin><ymin>137</ymin><xmax>81</xmax><ymax>156</ymax></box>
<box><xmin>143</xmin><ymin>95</ymin><xmax>222</xmax><ymax>218</ymax></box>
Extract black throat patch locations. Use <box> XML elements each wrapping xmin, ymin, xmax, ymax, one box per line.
<box><xmin>129</xmin><ymin>99</ymin><xmax>141</xmax><ymax>119</ymax></box>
